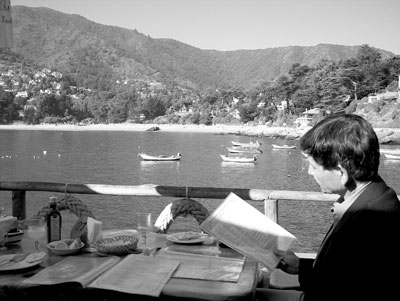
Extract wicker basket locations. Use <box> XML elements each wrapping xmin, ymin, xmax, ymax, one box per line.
<box><xmin>94</xmin><ymin>235</ymin><xmax>139</xmax><ymax>256</ymax></box>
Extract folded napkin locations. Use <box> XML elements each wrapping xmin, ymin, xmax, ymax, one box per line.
<box><xmin>0</xmin><ymin>216</ymin><xmax>17</xmax><ymax>241</ymax></box>
<box><xmin>87</xmin><ymin>217</ymin><xmax>103</xmax><ymax>244</ymax></box>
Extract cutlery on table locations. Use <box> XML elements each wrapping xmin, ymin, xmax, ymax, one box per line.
<box><xmin>0</xmin><ymin>253</ymin><xmax>28</xmax><ymax>266</ymax></box>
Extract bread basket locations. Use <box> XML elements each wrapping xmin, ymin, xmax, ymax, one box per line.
<box><xmin>94</xmin><ymin>235</ymin><xmax>139</xmax><ymax>256</ymax></box>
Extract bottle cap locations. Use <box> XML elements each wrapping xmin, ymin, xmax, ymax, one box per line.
<box><xmin>49</xmin><ymin>196</ymin><xmax>57</xmax><ymax>206</ymax></box>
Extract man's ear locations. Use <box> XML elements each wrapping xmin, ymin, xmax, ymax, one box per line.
<box><xmin>337</xmin><ymin>164</ymin><xmax>349</xmax><ymax>186</ymax></box>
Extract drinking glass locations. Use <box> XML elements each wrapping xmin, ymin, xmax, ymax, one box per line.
<box><xmin>27</xmin><ymin>217</ymin><xmax>46</xmax><ymax>252</ymax></box>
<box><xmin>137</xmin><ymin>213</ymin><xmax>151</xmax><ymax>254</ymax></box>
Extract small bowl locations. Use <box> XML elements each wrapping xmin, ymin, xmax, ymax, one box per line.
<box><xmin>5</xmin><ymin>229</ymin><xmax>24</xmax><ymax>244</ymax></box>
<box><xmin>47</xmin><ymin>239</ymin><xmax>85</xmax><ymax>255</ymax></box>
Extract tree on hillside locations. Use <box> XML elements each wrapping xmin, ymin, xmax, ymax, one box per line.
<box><xmin>87</xmin><ymin>92</ymin><xmax>112</xmax><ymax>123</ymax></box>
<box><xmin>108</xmin><ymin>98</ymin><xmax>128</xmax><ymax>123</ymax></box>
<box><xmin>379</xmin><ymin>56</ymin><xmax>400</xmax><ymax>91</ymax></box>
<box><xmin>274</xmin><ymin>75</ymin><xmax>297</xmax><ymax>114</ymax></box>
<box><xmin>0</xmin><ymin>88</ymin><xmax>18</xmax><ymax>123</ymax></box>
<box><xmin>36</xmin><ymin>94</ymin><xmax>59</xmax><ymax>117</ymax></box>
<box><xmin>354</xmin><ymin>45</ymin><xmax>383</xmax><ymax>96</ymax></box>
<box><xmin>357</xmin><ymin>44</ymin><xmax>382</xmax><ymax>66</ymax></box>
<box><xmin>237</xmin><ymin>102</ymin><xmax>258</xmax><ymax>123</ymax></box>
<box><xmin>137</xmin><ymin>96</ymin><xmax>166</xmax><ymax>120</ymax></box>
<box><xmin>70</xmin><ymin>96</ymin><xmax>92</xmax><ymax>121</ymax></box>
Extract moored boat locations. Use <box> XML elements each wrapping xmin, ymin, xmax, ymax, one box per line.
<box><xmin>138</xmin><ymin>153</ymin><xmax>182</xmax><ymax>161</ymax></box>
<box><xmin>380</xmin><ymin>148</ymin><xmax>400</xmax><ymax>155</ymax></box>
<box><xmin>231</xmin><ymin>140</ymin><xmax>262</xmax><ymax>148</ymax></box>
<box><xmin>220</xmin><ymin>154</ymin><xmax>257</xmax><ymax>163</ymax></box>
<box><xmin>227</xmin><ymin>147</ymin><xmax>263</xmax><ymax>154</ymax></box>
<box><xmin>145</xmin><ymin>126</ymin><xmax>161</xmax><ymax>132</ymax></box>
<box><xmin>383</xmin><ymin>153</ymin><xmax>400</xmax><ymax>160</ymax></box>
<box><xmin>272</xmin><ymin>144</ymin><xmax>297</xmax><ymax>149</ymax></box>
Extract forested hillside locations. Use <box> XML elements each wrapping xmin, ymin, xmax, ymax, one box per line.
<box><xmin>11</xmin><ymin>6</ymin><xmax>395</xmax><ymax>92</ymax></box>
<box><xmin>0</xmin><ymin>6</ymin><xmax>399</xmax><ymax>127</ymax></box>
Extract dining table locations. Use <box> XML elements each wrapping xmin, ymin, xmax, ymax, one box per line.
<box><xmin>0</xmin><ymin>229</ymin><xmax>260</xmax><ymax>301</ymax></box>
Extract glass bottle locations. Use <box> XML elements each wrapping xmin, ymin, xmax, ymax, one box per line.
<box><xmin>47</xmin><ymin>197</ymin><xmax>62</xmax><ymax>242</ymax></box>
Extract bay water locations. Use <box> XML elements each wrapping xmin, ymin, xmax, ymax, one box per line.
<box><xmin>1</xmin><ymin>129</ymin><xmax>399</xmax><ymax>253</ymax></box>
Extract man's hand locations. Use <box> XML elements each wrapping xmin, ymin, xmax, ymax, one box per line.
<box><xmin>274</xmin><ymin>249</ymin><xmax>300</xmax><ymax>274</ymax></box>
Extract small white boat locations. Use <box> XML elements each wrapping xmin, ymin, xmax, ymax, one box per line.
<box><xmin>227</xmin><ymin>147</ymin><xmax>263</xmax><ymax>154</ymax></box>
<box><xmin>138</xmin><ymin>153</ymin><xmax>182</xmax><ymax>161</ymax></box>
<box><xmin>380</xmin><ymin>148</ymin><xmax>400</xmax><ymax>155</ymax></box>
<box><xmin>231</xmin><ymin>140</ymin><xmax>262</xmax><ymax>148</ymax></box>
<box><xmin>220</xmin><ymin>154</ymin><xmax>257</xmax><ymax>163</ymax></box>
<box><xmin>272</xmin><ymin>144</ymin><xmax>297</xmax><ymax>149</ymax></box>
<box><xmin>383</xmin><ymin>153</ymin><xmax>400</xmax><ymax>160</ymax></box>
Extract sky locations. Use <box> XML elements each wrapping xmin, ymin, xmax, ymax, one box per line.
<box><xmin>10</xmin><ymin>0</ymin><xmax>400</xmax><ymax>55</ymax></box>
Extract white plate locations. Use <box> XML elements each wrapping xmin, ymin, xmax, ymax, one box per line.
<box><xmin>166</xmin><ymin>232</ymin><xmax>208</xmax><ymax>244</ymax></box>
<box><xmin>0</xmin><ymin>254</ymin><xmax>44</xmax><ymax>272</ymax></box>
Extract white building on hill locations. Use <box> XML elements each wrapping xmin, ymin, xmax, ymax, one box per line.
<box><xmin>295</xmin><ymin>108</ymin><xmax>320</xmax><ymax>127</ymax></box>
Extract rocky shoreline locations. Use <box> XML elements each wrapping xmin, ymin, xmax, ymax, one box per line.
<box><xmin>231</xmin><ymin>125</ymin><xmax>400</xmax><ymax>145</ymax></box>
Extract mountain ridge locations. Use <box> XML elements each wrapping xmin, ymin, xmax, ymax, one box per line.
<box><xmin>10</xmin><ymin>5</ymin><xmax>397</xmax><ymax>91</ymax></box>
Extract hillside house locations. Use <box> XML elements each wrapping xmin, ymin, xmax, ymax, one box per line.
<box><xmin>368</xmin><ymin>76</ymin><xmax>400</xmax><ymax>103</ymax></box>
<box><xmin>368</xmin><ymin>91</ymin><xmax>399</xmax><ymax>103</ymax></box>
<box><xmin>295</xmin><ymin>108</ymin><xmax>320</xmax><ymax>127</ymax></box>
<box><xmin>34</xmin><ymin>71</ymin><xmax>47</xmax><ymax>79</ymax></box>
<box><xmin>40</xmin><ymin>89</ymin><xmax>52</xmax><ymax>94</ymax></box>
<box><xmin>51</xmin><ymin>71</ymin><xmax>63</xmax><ymax>79</ymax></box>
<box><xmin>176</xmin><ymin>106</ymin><xmax>193</xmax><ymax>116</ymax></box>
<box><xmin>232</xmin><ymin>97</ymin><xmax>240</xmax><ymax>104</ymax></box>
<box><xmin>16</xmin><ymin>91</ymin><xmax>28</xmax><ymax>98</ymax></box>
<box><xmin>277</xmin><ymin>101</ymin><xmax>287</xmax><ymax>111</ymax></box>
<box><xmin>1</xmin><ymin>70</ymin><xmax>13</xmax><ymax>76</ymax></box>
<box><xmin>231</xmin><ymin>108</ymin><xmax>240</xmax><ymax>119</ymax></box>
<box><xmin>257</xmin><ymin>101</ymin><xmax>266</xmax><ymax>108</ymax></box>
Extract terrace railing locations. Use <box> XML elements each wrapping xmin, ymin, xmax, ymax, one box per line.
<box><xmin>0</xmin><ymin>181</ymin><xmax>340</xmax><ymax>223</ymax></box>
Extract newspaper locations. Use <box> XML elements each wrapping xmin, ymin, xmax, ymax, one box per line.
<box><xmin>200</xmin><ymin>192</ymin><xmax>297</xmax><ymax>271</ymax></box>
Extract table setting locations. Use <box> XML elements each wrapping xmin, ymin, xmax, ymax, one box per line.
<box><xmin>0</xmin><ymin>209</ymin><xmax>259</xmax><ymax>300</ymax></box>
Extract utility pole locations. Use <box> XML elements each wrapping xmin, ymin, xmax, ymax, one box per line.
<box><xmin>350</xmin><ymin>80</ymin><xmax>357</xmax><ymax>101</ymax></box>
<box><xmin>331</xmin><ymin>76</ymin><xmax>358</xmax><ymax>103</ymax></box>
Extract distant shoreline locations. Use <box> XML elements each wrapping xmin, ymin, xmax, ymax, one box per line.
<box><xmin>0</xmin><ymin>123</ymin><xmax>244</xmax><ymax>133</ymax></box>
<box><xmin>1</xmin><ymin>123</ymin><xmax>400</xmax><ymax>144</ymax></box>
<box><xmin>0</xmin><ymin>123</ymin><xmax>309</xmax><ymax>137</ymax></box>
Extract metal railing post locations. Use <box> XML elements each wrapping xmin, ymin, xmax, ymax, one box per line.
<box><xmin>12</xmin><ymin>190</ymin><xmax>26</xmax><ymax>220</ymax></box>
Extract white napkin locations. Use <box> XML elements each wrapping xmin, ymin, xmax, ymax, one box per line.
<box><xmin>86</xmin><ymin>217</ymin><xmax>103</xmax><ymax>244</ymax></box>
<box><xmin>0</xmin><ymin>216</ymin><xmax>17</xmax><ymax>242</ymax></box>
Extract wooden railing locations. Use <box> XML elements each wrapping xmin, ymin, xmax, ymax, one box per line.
<box><xmin>0</xmin><ymin>181</ymin><xmax>340</xmax><ymax>223</ymax></box>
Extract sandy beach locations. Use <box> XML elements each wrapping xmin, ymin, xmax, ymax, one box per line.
<box><xmin>1</xmin><ymin>123</ymin><xmax>400</xmax><ymax>143</ymax></box>
<box><xmin>0</xmin><ymin>123</ymin><xmax>247</xmax><ymax>133</ymax></box>
<box><xmin>0</xmin><ymin>123</ymin><xmax>310</xmax><ymax>138</ymax></box>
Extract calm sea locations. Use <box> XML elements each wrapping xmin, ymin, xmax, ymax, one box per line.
<box><xmin>1</xmin><ymin>129</ymin><xmax>399</xmax><ymax>253</ymax></box>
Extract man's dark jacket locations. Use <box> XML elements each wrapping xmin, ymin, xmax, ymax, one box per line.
<box><xmin>299</xmin><ymin>177</ymin><xmax>400</xmax><ymax>301</ymax></box>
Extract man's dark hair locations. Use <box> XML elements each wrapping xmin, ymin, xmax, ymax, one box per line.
<box><xmin>299</xmin><ymin>114</ymin><xmax>380</xmax><ymax>181</ymax></box>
